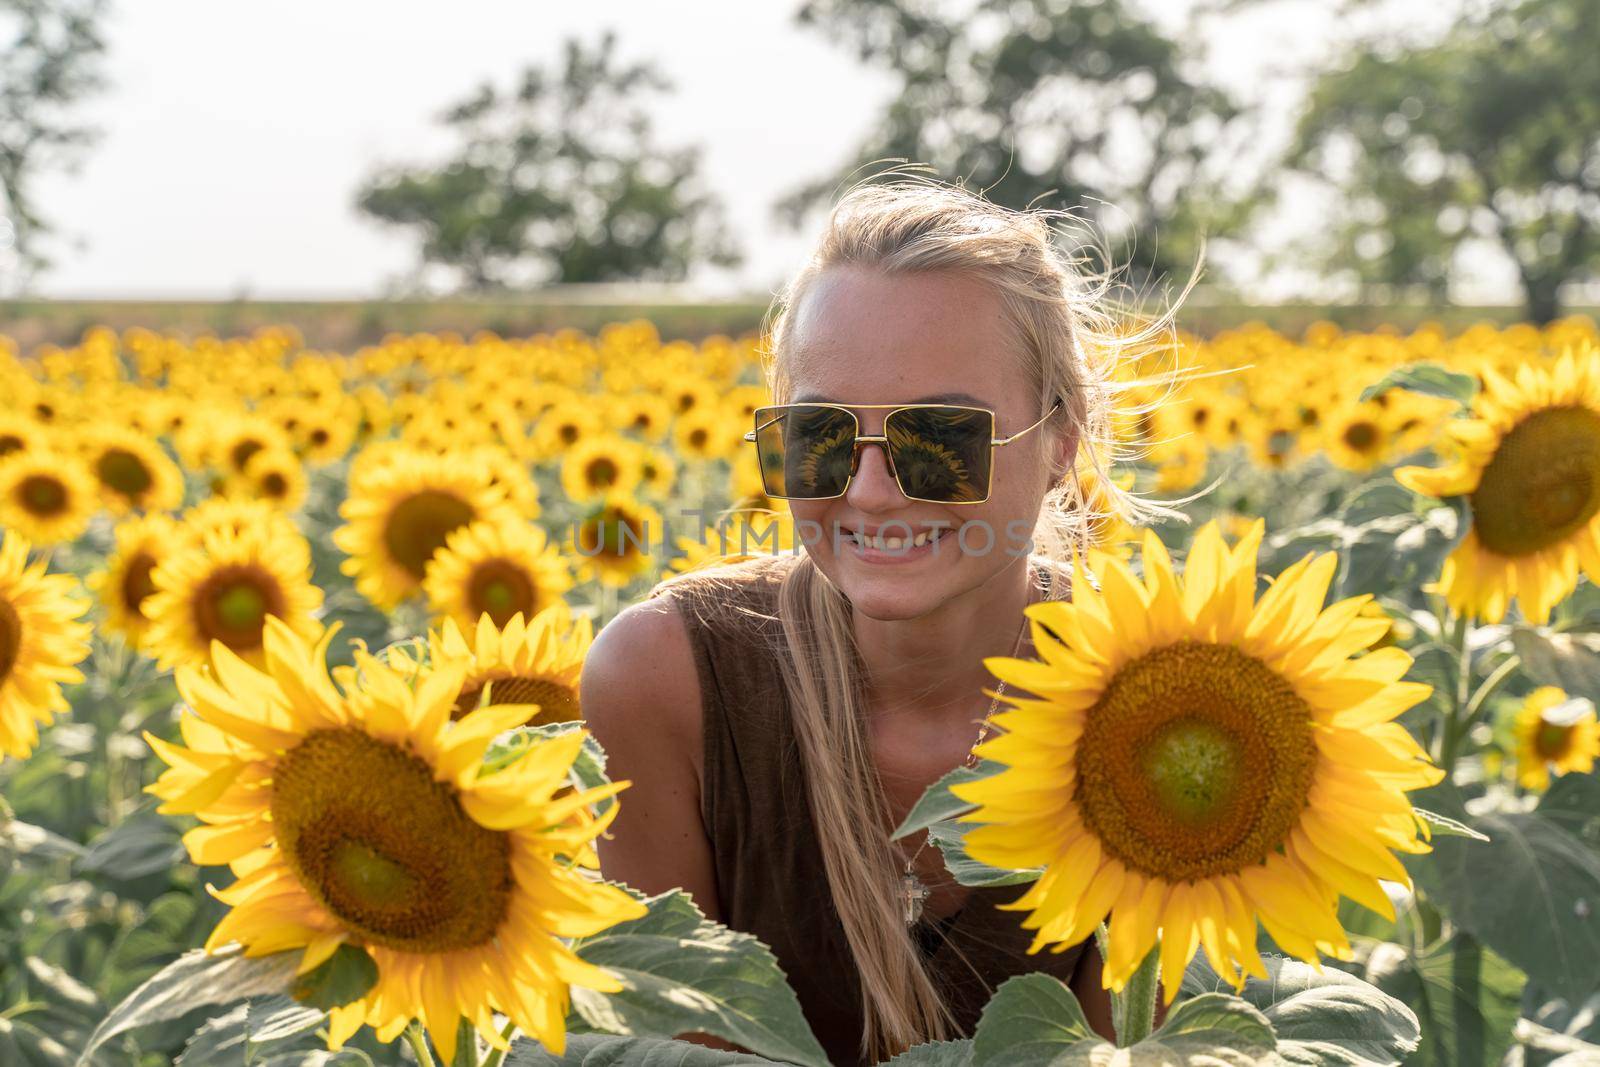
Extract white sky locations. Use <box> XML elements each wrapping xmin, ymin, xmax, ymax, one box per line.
<box><xmin>25</xmin><ymin>0</ymin><xmax>1521</xmax><ymax>303</ymax></box>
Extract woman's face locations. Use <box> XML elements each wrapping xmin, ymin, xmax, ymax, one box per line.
<box><xmin>781</xmin><ymin>265</ymin><xmax>1075</xmax><ymax>620</ymax></box>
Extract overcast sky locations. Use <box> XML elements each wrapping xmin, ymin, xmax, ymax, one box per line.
<box><xmin>25</xmin><ymin>0</ymin><xmax>1518</xmax><ymax>303</ymax></box>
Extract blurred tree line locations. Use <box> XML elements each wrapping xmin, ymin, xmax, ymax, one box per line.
<box><xmin>6</xmin><ymin>0</ymin><xmax>1599</xmax><ymax>321</ymax></box>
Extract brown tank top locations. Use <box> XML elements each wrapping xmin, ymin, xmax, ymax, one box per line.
<box><xmin>646</xmin><ymin>554</ymin><xmax>1088</xmax><ymax>1067</ymax></box>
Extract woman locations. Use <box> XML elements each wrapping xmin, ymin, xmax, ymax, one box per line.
<box><xmin>581</xmin><ymin>175</ymin><xmax>1192</xmax><ymax>1065</ymax></box>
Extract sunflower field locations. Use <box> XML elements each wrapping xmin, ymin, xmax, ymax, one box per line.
<box><xmin>1</xmin><ymin>316</ymin><xmax>1598</xmax><ymax>1066</ymax></box>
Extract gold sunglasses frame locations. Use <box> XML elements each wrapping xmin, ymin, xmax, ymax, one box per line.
<box><xmin>742</xmin><ymin>397</ymin><xmax>1064</xmax><ymax>504</ymax></box>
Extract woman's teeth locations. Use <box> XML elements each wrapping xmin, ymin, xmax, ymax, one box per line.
<box><xmin>850</xmin><ymin>529</ymin><xmax>943</xmax><ymax>550</ymax></box>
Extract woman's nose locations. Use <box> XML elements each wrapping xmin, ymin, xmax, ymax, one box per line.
<box><xmin>845</xmin><ymin>440</ymin><xmax>907</xmax><ymax>509</ymax></box>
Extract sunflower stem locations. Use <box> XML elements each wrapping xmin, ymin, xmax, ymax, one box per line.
<box><xmin>1114</xmin><ymin>943</ymin><xmax>1160</xmax><ymax>1047</ymax></box>
<box><xmin>1438</xmin><ymin>611</ymin><xmax>1474</xmax><ymax>773</ymax></box>
<box><xmin>403</xmin><ymin>1022</ymin><xmax>437</xmax><ymax>1067</ymax></box>
<box><xmin>480</xmin><ymin>1021</ymin><xmax>518</xmax><ymax>1067</ymax></box>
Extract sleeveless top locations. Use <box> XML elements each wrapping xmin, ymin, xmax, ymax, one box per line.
<box><xmin>646</xmin><ymin>554</ymin><xmax>1089</xmax><ymax>1067</ymax></box>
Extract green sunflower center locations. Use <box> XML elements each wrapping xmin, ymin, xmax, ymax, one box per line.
<box><xmin>1472</xmin><ymin>405</ymin><xmax>1600</xmax><ymax>557</ymax></box>
<box><xmin>1075</xmin><ymin>640</ymin><xmax>1318</xmax><ymax>883</ymax></box>
<box><xmin>271</xmin><ymin>728</ymin><xmax>512</xmax><ymax>952</ymax></box>
<box><xmin>468</xmin><ymin>559</ymin><xmax>537</xmax><ymax>628</ymax></box>
<box><xmin>452</xmin><ymin>674</ymin><xmax>580</xmax><ymax>724</ymax></box>
<box><xmin>383</xmin><ymin>490</ymin><xmax>477</xmax><ymax>579</ymax></box>
<box><xmin>0</xmin><ymin>597</ymin><xmax>20</xmax><ymax>684</ymax></box>
<box><xmin>96</xmin><ymin>448</ymin><xmax>155</xmax><ymax>498</ymax></box>
<box><xmin>193</xmin><ymin>565</ymin><xmax>287</xmax><ymax>652</ymax></box>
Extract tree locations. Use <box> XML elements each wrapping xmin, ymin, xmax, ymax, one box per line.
<box><xmin>777</xmin><ymin>0</ymin><xmax>1258</xmax><ymax>293</ymax></box>
<box><xmin>1284</xmin><ymin>0</ymin><xmax>1600</xmax><ymax>323</ymax></box>
<box><xmin>0</xmin><ymin>0</ymin><xmax>108</xmax><ymax>293</ymax></box>
<box><xmin>356</xmin><ymin>30</ymin><xmax>742</xmax><ymax>293</ymax></box>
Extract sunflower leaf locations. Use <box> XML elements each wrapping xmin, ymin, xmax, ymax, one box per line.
<box><xmin>881</xmin><ymin>1039</ymin><xmax>975</xmax><ymax>1065</ymax></box>
<box><xmin>1413</xmin><ymin>807</ymin><xmax>1491</xmax><ymax>842</ymax></box>
<box><xmin>288</xmin><ymin>944</ymin><xmax>378</xmax><ymax>1011</ymax></box>
<box><xmin>1510</xmin><ymin>626</ymin><xmax>1600</xmax><ymax>698</ymax></box>
<box><xmin>926</xmin><ymin>821</ymin><xmax>1043</xmax><ymax>887</ymax></box>
<box><xmin>504</xmin><ymin>1032</ymin><xmax>788</xmax><ymax>1065</ymax></box>
<box><xmin>74</xmin><ymin>944</ymin><xmax>304</xmax><ymax>1066</ymax></box>
<box><xmin>1359</xmin><ymin>363</ymin><xmax>1479</xmax><ymax>408</ymax></box>
<box><xmin>567</xmin><ymin>886</ymin><xmax>831</xmax><ymax>1067</ymax></box>
<box><xmin>970</xmin><ymin>973</ymin><xmax>1104</xmax><ymax>1065</ymax></box>
<box><xmin>891</xmin><ymin>760</ymin><xmax>1005</xmax><ymax>841</ymax></box>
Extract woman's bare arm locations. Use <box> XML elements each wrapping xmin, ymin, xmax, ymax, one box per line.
<box><xmin>580</xmin><ymin>597</ymin><xmax>722</xmax><ymax>920</ymax></box>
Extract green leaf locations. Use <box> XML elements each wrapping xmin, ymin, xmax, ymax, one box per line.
<box><xmin>504</xmin><ymin>1032</ymin><xmax>787</xmax><ymax>1065</ymax></box>
<box><xmin>1140</xmin><ymin>993</ymin><xmax>1277</xmax><ymax>1062</ymax></box>
<box><xmin>567</xmin><ymin>887</ymin><xmax>830</xmax><ymax>1067</ymax></box>
<box><xmin>970</xmin><ymin>973</ymin><xmax>1104</xmax><ymax>1066</ymax></box>
<box><xmin>1407</xmin><ymin>785</ymin><xmax>1600</xmax><ymax>1003</ymax></box>
<box><xmin>174</xmin><ymin>996</ymin><xmax>326</xmax><ymax>1065</ymax></box>
<box><xmin>1359</xmin><ymin>363</ymin><xmax>1478</xmax><ymax>408</ymax></box>
<box><xmin>75</xmin><ymin>812</ymin><xmax>186</xmax><ymax>881</ymax></box>
<box><xmin>890</xmin><ymin>760</ymin><xmax>1002</xmax><ymax>841</ymax></box>
<box><xmin>1413</xmin><ymin>807</ymin><xmax>1491</xmax><ymax>842</ymax></box>
<box><xmin>1183</xmin><ymin>955</ymin><xmax>1419</xmax><ymax>1066</ymax></box>
<box><xmin>288</xmin><ymin>944</ymin><xmax>379</xmax><ymax>1011</ymax></box>
<box><xmin>76</xmin><ymin>944</ymin><xmax>303</xmax><ymax>1065</ymax></box>
<box><xmin>926</xmin><ymin>822</ymin><xmax>1042</xmax><ymax>887</ymax></box>
<box><xmin>882</xmin><ymin>1039</ymin><xmax>975</xmax><ymax>1065</ymax></box>
<box><xmin>2</xmin><ymin>818</ymin><xmax>87</xmax><ymax>866</ymax></box>
<box><xmin>1409</xmin><ymin>934</ymin><xmax>1526</xmax><ymax>1067</ymax></box>
<box><xmin>1537</xmin><ymin>772</ymin><xmax>1600</xmax><ymax>848</ymax></box>
<box><xmin>1338</xmin><ymin>505</ymin><xmax>1464</xmax><ymax>600</ymax></box>
<box><xmin>1511</xmin><ymin>627</ymin><xmax>1600</xmax><ymax>697</ymax></box>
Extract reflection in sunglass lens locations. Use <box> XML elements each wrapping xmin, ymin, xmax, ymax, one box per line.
<box><xmin>754</xmin><ymin>405</ymin><xmax>858</xmax><ymax>498</ymax></box>
<box><xmin>885</xmin><ymin>407</ymin><xmax>992</xmax><ymax>502</ymax></box>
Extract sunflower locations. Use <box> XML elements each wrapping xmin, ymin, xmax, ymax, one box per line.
<box><xmin>567</xmin><ymin>494</ymin><xmax>662</xmax><ymax>589</ymax></box>
<box><xmin>333</xmin><ymin>450</ymin><xmax>518</xmax><ymax>611</ymax></box>
<box><xmin>1322</xmin><ymin>402</ymin><xmax>1393</xmax><ymax>472</ymax></box>
<box><xmin>1396</xmin><ymin>344</ymin><xmax>1600</xmax><ymax>624</ymax></box>
<box><xmin>142</xmin><ymin>519</ymin><xmax>324</xmax><ymax>672</ymax></box>
<box><xmin>665</xmin><ymin>511</ymin><xmax>799</xmax><ymax>577</ymax></box>
<box><xmin>608</xmin><ymin>393</ymin><xmax>673</xmax><ymax>442</ymax></box>
<box><xmin>1511</xmin><ymin>686</ymin><xmax>1599</xmax><ymax>792</ymax></box>
<box><xmin>0</xmin><ymin>413</ymin><xmax>46</xmax><ymax>460</ymax></box>
<box><xmin>672</xmin><ymin>408</ymin><xmax>735</xmax><ymax>464</ymax></box>
<box><xmin>142</xmin><ymin>617</ymin><xmax>646</xmax><ymax>1063</ymax></box>
<box><xmin>951</xmin><ymin>520</ymin><xmax>1443</xmax><ymax>1002</ymax></box>
<box><xmin>224</xmin><ymin>447</ymin><xmax>310</xmax><ymax>512</ymax></box>
<box><xmin>0</xmin><ymin>450</ymin><xmax>101</xmax><ymax>545</ymax></box>
<box><xmin>89</xmin><ymin>512</ymin><xmax>183</xmax><ymax>648</ymax></box>
<box><xmin>423</xmin><ymin>519</ymin><xmax>575</xmax><ymax>632</ymax></box>
<box><xmin>426</xmin><ymin>603</ymin><xmax>592</xmax><ymax>724</ymax></box>
<box><xmin>633</xmin><ymin>443</ymin><xmax>677</xmax><ymax>499</ymax></box>
<box><xmin>210</xmin><ymin>411</ymin><xmax>296</xmax><ymax>478</ymax></box>
<box><xmin>530</xmin><ymin>400</ymin><xmax>603</xmax><ymax>461</ymax></box>
<box><xmin>80</xmin><ymin>426</ymin><xmax>185</xmax><ymax>514</ymax></box>
<box><xmin>560</xmin><ymin>434</ymin><xmax>643</xmax><ymax>503</ymax></box>
<box><xmin>469</xmin><ymin>446</ymin><xmax>542</xmax><ymax>520</ymax></box>
<box><xmin>0</xmin><ymin>531</ymin><xmax>93</xmax><ymax>760</ymax></box>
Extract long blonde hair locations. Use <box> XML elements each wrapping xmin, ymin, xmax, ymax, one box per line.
<box><xmin>659</xmin><ymin>167</ymin><xmax>1199</xmax><ymax>1062</ymax></box>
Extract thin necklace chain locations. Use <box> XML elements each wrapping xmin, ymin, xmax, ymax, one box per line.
<box><xmin>896</xmin><ymin>563</ymin><xmax>1051</xmax><ymax>927</ymax></box>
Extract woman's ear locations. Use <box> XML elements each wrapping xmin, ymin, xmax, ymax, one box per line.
<box><xmin>1052</xmin><ymin>423</ymin><xmax>1079</xmax><ymax>482</ymax></box>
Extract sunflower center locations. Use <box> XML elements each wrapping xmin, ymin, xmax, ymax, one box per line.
<box><xmin>1535</xmin><ymin>722</ymin><xmax>1572</xmax><ymax>760</ymax></box>
<box><xmin>1342</xmin><ymin>421</ymin><xmax>1381</xmax><ymax>452</ymax></box>
<box><xmin>383</xmin><ymin>491</ymin><xmax>477</xmax><ymax>579</ymax></box>
<box><xmin>559</xmin><ymin>424</ymin><xmax>580</xmax><ymax>445</ymax></box>
<box><xmin>579</xmin><ymin>507</ymin><xmax>643</xmax><ymax>560</ymax></box>
<box><xmin>586</xmin><ymin>458</ymin><xmax>618</xmax><ymax>489</ymax></box>
<box><xmin>0</xmin><ymin>597</ymin><xmax>20</xmax><ymax>684</ymax></box>
<box><xmin>19</xmin><ymin>475</ymin><xmax>67</xmax><ymax>516</ymax></box>
<box><xmin>271</xmin><ymin>729</ymin><xmax>512</xmax><ymax>952</ymax></box>
<box><xmin>1471</xmin><ymin>406</ymin><xmax>1600</xmax><ymax>557</ymax></box>
<box><xmin>1075</xmin><ymin>640</ymin><xmax>1318</xmax><ymax>883</ymax></box>
<box><xmin>230</xmin><ymin>439</ymin><xmax>265</xmax><ymax>472</ymax></box>
<box><xmin>193</xmin><ymin>566</ymin><xmax>286</xmax><ymax>652</ymax></box>
<box><xmin>468</xmin><ymin>559</ymin><xmax>537</xmax><ymax>628</ymax></box>
<box><xmin>0</xmin><ymin>434</ymin><xmax>22</xmax><ymax>456</ymax></box>
<box><xmin>97</xmin><ymin>448</ymin><xmax>154</xmax><ymax>497</ymax></box>
<box><xmin>452</xmin><ymin>674</ymin><xmax>580</xmax><ymax>723</ymax></box>
<box><xmin>120</xmin><ymin>552</ymin><xmax>159</xmax><ymax>615</ymax></box>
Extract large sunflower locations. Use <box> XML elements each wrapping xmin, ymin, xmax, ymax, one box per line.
<box><xmin>422</xmin><ymin>519</ymin><xmax>575</xmax><ymax>632</ymax></box>
<box><xmin>1511</xmin><ymin>686</ymin><xmax>1599</xmax><ymax>792</ymax></box>
<box><xmin>333</xmin><ymin>449</ymin><xmax>519</xmax><ymax>610</ymax></box>
<box><xmin>89</xmin><ymin>512</ymin><xmax>183</xmax><ymax>649</ymax></box>
<box><xmin>142</xmin><ymin>519</ymin><xmax>324</xmax><ymax>672</ymax></box>
<box><xmin>142</xmin><ymin>618</ymin><xmax>645</xmax><ymax>1062</ymax></box>
<box><xmin>0</xmin><ymin>531</ymin><xmax>93</xmax><ymax>760</ymax></box>
<box><xmin>1397</xmin><ymin>344</ymin><xmax>1600</xmax><ymax>623</ymax></box>
<box><xmin>0</xmin><ymin>450</ymin><xmax>101</xmax><ymax>545</ymax></box>
<box><xmin>951</xmin><ymin>520</ymin><xmax>1443</xmax><ymax>1001</ymax></box>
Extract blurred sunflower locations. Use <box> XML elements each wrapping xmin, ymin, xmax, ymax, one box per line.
<box><xmin>0</xmin><ymin>413</ymin><xmax>45</xmax><ymax>460</ymax></box>
<box><xmin>0</xmin><ymin>530</ymin><xmax>93</xmax><ymax>760</ymax></box>
<box><xmin>1323</xmin><ymin>402</ymin><xmax>1393</xmax><ymax>472</ymax></box>
<box><xmin>632</xmin><ymin>442</ymin><xmax>677</xmax><ymax>499</ymax></box>
<box><xmin>90</xmin><ymin>512</ymin><xmax>183</xmax><ymax>648</ymax></box>
<box><xmin>672</xmin><ymin>408</ymin><xmax>735</xmax><ymax>464</ymax></box>
<box><xmin>333</xmin><ymin>449</ymin><xmax>517</xmax><ymax>610</ymax></box>
<box><xmin>210</xmin><ymin>411</ymin><xmax>296</xmax><ymax>478</ymax></box>
<box><xmin>952</xmin><ymin>521</ymin><xmax>1442</xmax><ymax>1001</ymax></box>
<box><xmin>143</xmin><ymin>519</ymin><xmax>323</xmax><ymax>671</ymax></box>
<box><xmin>423</xmin><ymin>519</ymin><xmax>575</xmax><ymax>632</ymax></box>
<box><xmin>0</xmin><ymin>451</ymin><xmax>100</xmax><ymax>545</ymax></box>
<box><xmin>530</xmin><ymin>400</ymin><xmax>603</xmax><ymax>460</ymax></box>
<box><xmin>568</xmin><ymin>494</ymin><xmax>662</xmax><ymax>588</ymax></box>
<box><xmin>609</xmin><ymin>392</ymin><xmax>672</xmax><ymax>442</ymax></box>
<box><xmin>469</xmin><ymin>445</ymin><xmax>542</xmax><ymax>519</ymax></box>
<box><xmin>560</xmin><ymin>434</ymin><xmax>643</xmax><ymax>503</ymax></box>
<box><xmin>665</xmin><ymin>511</ymin><xmax>798</xmax><ymax>577</ymax></box>
<box><xmin>142</xmin><ymin>617</ymin><xmax>646</xmax><ymax>1064</ymax></box>
<box><xmin>1396</xmin><ymin>343</ymin><xmax>1600</xmax><ymax>623</ymax></box>
<box><xmin>80</xmin><ymin>426</ymin><xmax>185</xmax><ymax>514</ymax></box>
<box><xmin>234</xmin><ymin>447</ymin><xmax>310</xmax><ymax>512</ymax></box>
<box><xmin>1511</xmin><ymin>686</ymin><xmax>1599</xmax><ymax>792</ymax></box>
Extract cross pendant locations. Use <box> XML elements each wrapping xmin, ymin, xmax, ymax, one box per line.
<box><xmin>900</xmin><ymin>870</ymin><xmax>931</xmax><ymax>926</ymax></box>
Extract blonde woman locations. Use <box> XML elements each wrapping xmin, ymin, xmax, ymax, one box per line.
<box><xmin>582</xmin><ymin>173</ymin><xmax>1195</xmax><ymax>1065</ymax></box>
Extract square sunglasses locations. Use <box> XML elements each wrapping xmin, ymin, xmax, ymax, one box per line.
<box><xmin>742</xmin><ymin>398</ymin><xmax>1063</xmax><ymax>504</ymax></box>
